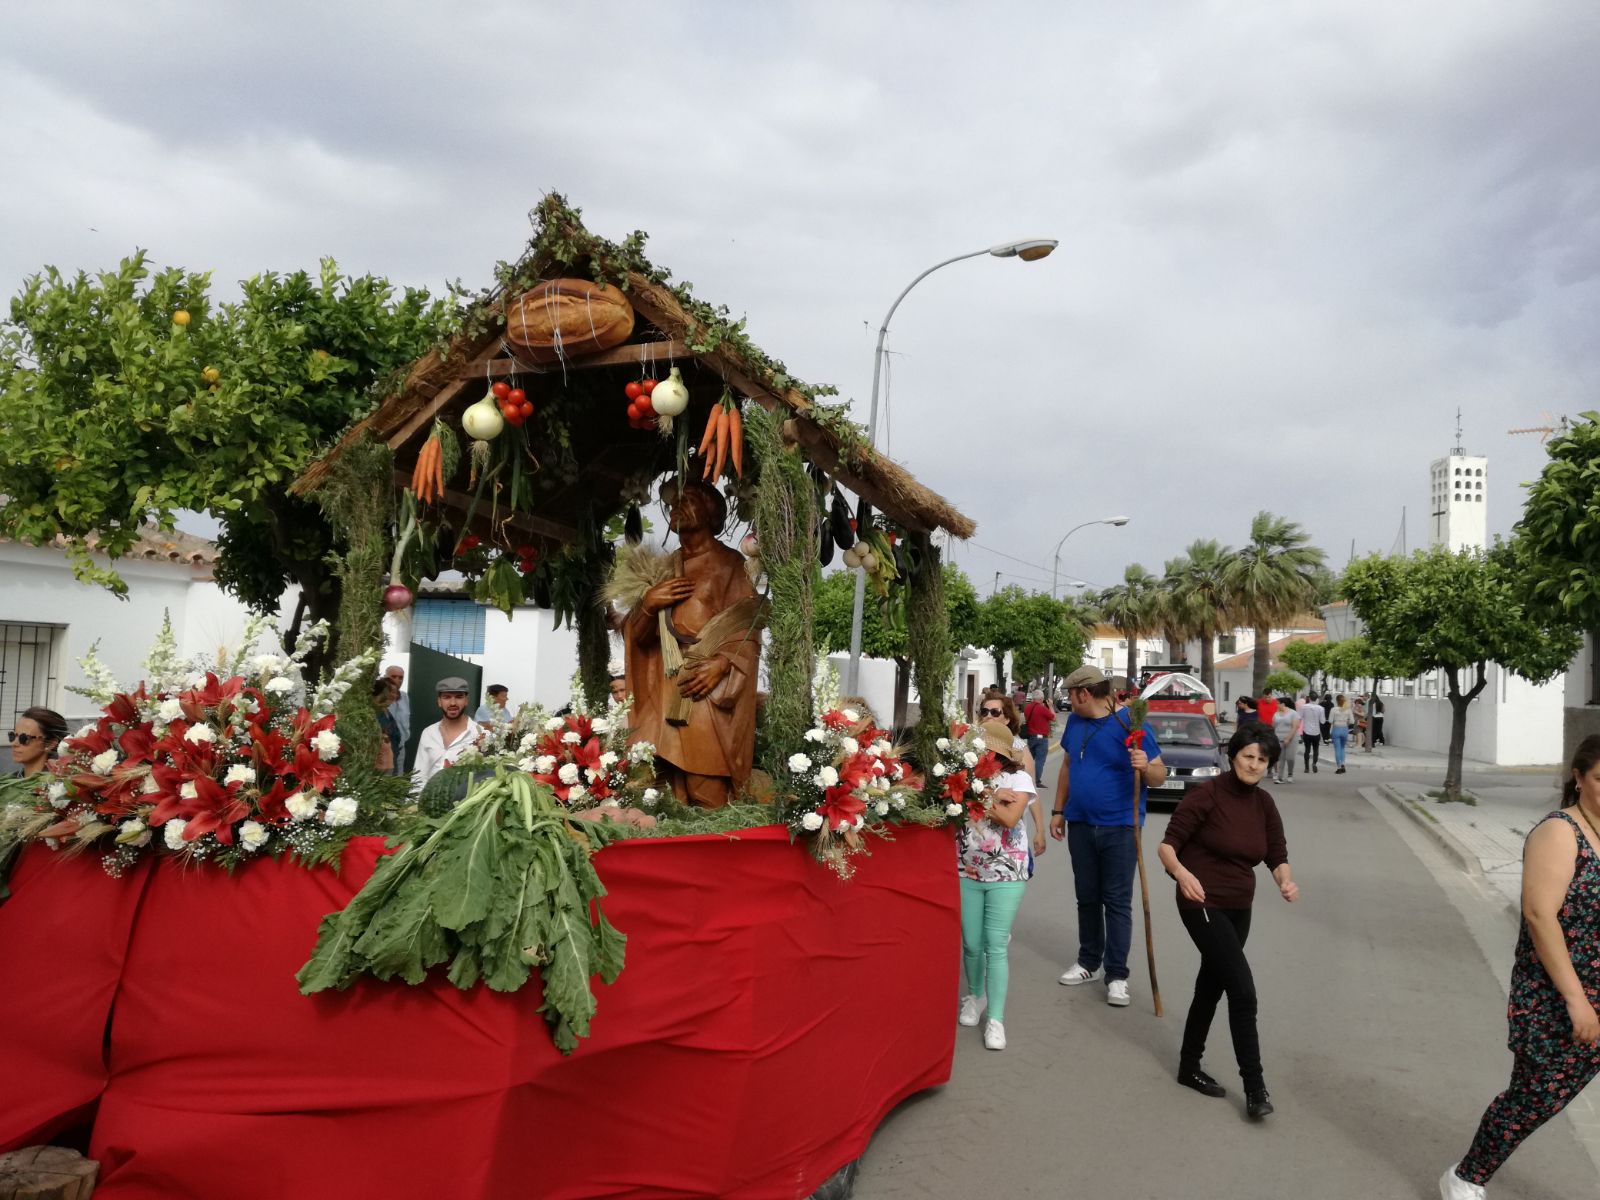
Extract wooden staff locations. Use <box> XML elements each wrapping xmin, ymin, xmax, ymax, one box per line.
<box><xmin>1127</xmin><ymin>698</ymin><xmax>1163</xmax><ymax>1017</ymax></box>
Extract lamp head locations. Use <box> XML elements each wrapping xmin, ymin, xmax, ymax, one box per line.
<box><xmin>1106</xmin><ymin>516</ymin><xmax>1130</xmax><ymax>527</ymax></box>
<box><xmin>988</xmin><ymin>238</ymin><xmax>1058</xmax><ymax>261</ymax></box>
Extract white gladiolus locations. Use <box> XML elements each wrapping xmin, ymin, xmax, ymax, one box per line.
<box><xmin>591</xmin><ymin>717</ymin><xmax>610</xmax><ymax>735</ymax></box>
<box><xmin>788</xmin><ymin>753</ymin><xmax>812</xmax><ymax>773</ymax></box>
<box><xmin>163</xmin><ymin>819</ymin><xmax>189</xmax><ymax>849</ymax></box>
<box><xmin>312</xmin><ymin>729</ymin><xmax>341</xmax><ymax>760</ymax></box>
<box><xmin>323</xmin><ymin>796</ymin><xmax>358</xmax><ymax>827</ymax></box>
<box><xmin>628</xmin><ymin>742</ymin><xmax>655</xmax><ymax>762</ymax></box>
<box><xmin>239</xmin><ymin>821</ymin><xmax>270</xmax><ymax>851</ymax></box>
<box><xmin>285</xmin><ymin>791</ymin><xmax>318</xmax><ymax>821</ymax></box>
<box><xmin>945</xmin><ymin>803</ymin><xmax>963</xmax><ymax>817</ymax></box>
<box><xmin>90</xmin><ymin>748</ymin><xmax>119</xmax><ymax>775</ymax></box>
<box><xmin>184</xmin><ymin>724</ymin><xmax>216</xmax><ymax>745</ymax></box>
<box><xmin>158</xmin><ymin>699</ymin><xmax>185</xmax><ymax>722</ymax></box>
<box><xmin>801</xmin><ymin>811</ymin><xmax>824</xmax><ymax>832</ymax></box>
<box><xmin>265</xmin><ymin>677</ymin><xmax>295</xmax><ymax>696</ymax></box>
<box><xmin>936</xmin><ymin>737</ymin><xmax>951</xmax><ymax>751</ymax></box>
<box><xmin>534</xmin><ymin>755</ymin><xmax>557</xmax><ymax>774</ymax></box>
<box><xmin>558</xmin><ymin>763</ymin><xmax>581</xmax><ymax>785</ymax></box>
<box><xmin>223</xmin><ymin>764</ymin><xmax>257</xmax><ymax>788</ymax></box>
<box><xmin>251</xmin><ymin>654</ymin><xmax>282</xmax><ymax>676</ymax></box>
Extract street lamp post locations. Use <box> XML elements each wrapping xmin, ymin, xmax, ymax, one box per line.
<box><xmin>1045</xmin><ymin>516</ymin><xmax>1129</xmax><ymax>700</ymax></box>
<box><xmin>845</xmin><ymin>239</ymin><xmax>1059</xmax><ymax>700</ymax></box>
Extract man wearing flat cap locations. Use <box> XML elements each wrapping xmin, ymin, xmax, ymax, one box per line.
<box><xmin>412</xmin><ymin>677</ymin><xmax>482</xmax><ymax>791</ymax></box>
<box><xmin>1049</xmin><ymin>664</ymin><xmax>1167</xmax><ymax>1008</ymax></box>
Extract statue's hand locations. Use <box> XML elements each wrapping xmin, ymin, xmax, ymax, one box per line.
<box><xmin>678</xmin><ymin>655</ymin><xmax>730</xmax><ymax>700</ymax></box>
<box><xmin>641</xmin><ymin>578</ymin><xmax>696</xmax><ymax>616</ymax></box>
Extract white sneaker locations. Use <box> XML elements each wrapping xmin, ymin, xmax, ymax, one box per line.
<box><xmin>1106</xmin><ymin>979</ymin><xmax>1131</xmax><ymax>1007</ymax></box>
<box><xmin>1438</xmin><ymin>1165</ymin><xmax>1484</xmax><ymax>1199</ymax></box>
<box><xmin>983</xmin><ymin>1019</ymin><xmax>1006</xmax><ymax>1050</ymax></box>
<box><xmin>1058</xmin><ymin>964</ymin><xmax>1103</xmax><ymax>986</ymax></box>
<box><xmin>958</xmin><ymin>994</ymin><xmax>984</xmax><ymax>1027</ymax></box>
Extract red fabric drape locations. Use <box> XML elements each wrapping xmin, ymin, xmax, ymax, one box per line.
<box><xmin>1</xmin><ymin>825</ymin><xmax>957</xmax><ymax>1200</ymax></box>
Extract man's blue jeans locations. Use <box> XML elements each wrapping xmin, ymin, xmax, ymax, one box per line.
<box><xmin>1067</xmin><ymin>821</ymin><xmax>1137</xmax><ymax>981</ymax></box>
<box><xmin>1027</xmin><ymin>734</ymin><xmax>1049</xmax><ymax>786</ymax></box>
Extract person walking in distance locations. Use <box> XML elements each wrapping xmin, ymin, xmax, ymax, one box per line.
<box><xmin>1023</xmin><ymin>689</ymin><xmax>1054</xmax><ymax>788</ymax></box>
<box><xmin>1050</xmin><ymin>665</ymin><xmax>1167</xmax><ymax>1008</ymax></box>
<box><xmin>1319</xmin><ymin>690</ymin><xmax>1334</xmax><ymax>745</ymax></box>
<box><xmin>1297</xmin><ymin>694</ymin><xmax>1324</xmax><ymax>774</ymax></box>
<box><xmin>412</xmin><ymin>678</ymin><xmax>482</xmax><ymax>791</ymax></box>
<box><xmin>1440</xmin><ymin>736</ymin><xmax>1600</xmax><ymax>1198</ymax></box>
<box><xmin>956</xmin><ymin>721</ymin><xmax>1042</xmax><ymax>1051</ymax></box>
<box><xmin>1370</xmin><ymin>696</ymin><xmax>1386</xmax><ymax>746</ymax></box>
<box><xmin>1271</xmin><ymin>697</ymin><xmax>1300</xmax><ymax>785</ymax></box>
<box><xmin>475</xmin><ymin>684</ymin><xmax>510</xmax><ymax>725</ymax></box>
<box><xmin>383</xmin><ymin>664</ymin><xmax>410</xmax><ymax>774</ymax></box>
<box><xmin>1157</xmin><ymin>723</ymin><xmax>1298</xmax><ymax>1120</ymax></box>
<box><xmin>1329</xmin><ymin>694</ymin><xmax>1355</xmax><ymax>774</ymax></box>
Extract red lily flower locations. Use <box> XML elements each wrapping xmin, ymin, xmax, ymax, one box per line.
<box><xmin>571</xmin><ymin>737</ymin><xmax>603</xmax><ymax>774</ymax></box>
<box><xmin>117</xmin><ymin>724</ymin><xmax>157</xmax><ymax>766</ymax></box>
<box><xmin>180</xmin><ymin>775</ymin><xmax>251</xmax><ymax>844</ymax></box>
<box><xmin>966</xmin><ymin>798</ymin><xmax>988</xmax><ymax>823</ymax></box>
<box><xmin>250</xmin><ymin>724</ymin><xmax>290</xmax><ymax>775</ymax></box>
<box><xmin>821</xmin><ymin>709</ymin><xmax>853</xmax><ymax>731</ymax></box>
<box><xmin>106</xmin><ymin>691</ymin><xmax>144</xmax><ymax>727</ymax></box>
<box><xmin>944</xmin><ymin>769</ymin><xmax>970</xmax><ymax>806</ymax></box>
<box><xmin>567</xmin><ymin>714</ymin><xmax>594</xmax><ymax>741</ymax></box>
<box><xmin>289</xmin><ymin>708</ymin><xmax>336</xmax><ymax>748</ymax></box>
<box><xmin>818</xmin><ymin>783</ymin><xmax>866</xmax><ymax>832</ymax></box>
<box><xmin>292</xmin><ymin>744</ymin><xmax>341</xmax><ymax>794</ymax></box>
<box><xmin>973</xmin><ymin>752</ymin><xmax>1003</xmax><ymax>781</ymax></box>
<box><xmin>255</xmin><ymin>778</ymin><xmax>292</xmax><ymax>823</ymax></box>
<box><xmin>65</xmin><ymin>724</ymin><xmax>114</xmax><ymax>756</ymax></box>
<box><xmin>178</xmin><ymin>672</ymin><xmax>245</xmax><ymax>724</ymax></box>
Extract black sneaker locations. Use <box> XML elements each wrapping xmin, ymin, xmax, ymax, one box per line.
<box><xmin>1246</xmin><ymin>1089</ymin><xmax>1274</xmax><ymax>1119</ymax></box>
<box><xmin>1178</xmin><ymin>1067</ymin><xmax>1226</xmax><ymax>1098</ymax></box>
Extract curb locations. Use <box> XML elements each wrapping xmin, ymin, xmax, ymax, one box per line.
<box><xmin>1375</xmin><ymin>783</ymin><xmax>1483</xmax><ymax>877</ymax></box>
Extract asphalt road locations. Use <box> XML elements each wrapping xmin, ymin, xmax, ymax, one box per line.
<box><xmin>852</xmin><ymin>757</ymin><xmax>1600</xmax><ymax>1199</ymax></box>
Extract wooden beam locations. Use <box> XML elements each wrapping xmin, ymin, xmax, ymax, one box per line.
<box><xmin>462</xmin><ymin>339</ymin><xmax>691</xmax><ymax>378</ymax></box>
<box><xmin>385</xmin><ymin>376</ymin><xmax>473</xmax><ymax>450</ymax></box>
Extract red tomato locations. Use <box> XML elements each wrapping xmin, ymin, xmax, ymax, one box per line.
<box><xmin>625</xmin><ymin>381</ymin><xmax>644</xmax><ymax>400</ymax></box>
<box><xmin>508</xmin><ymin>387</ymin><xmax>526</xmax><ymax>406</ymax></box>
<box><xmin>504</xmin><ymin>409</ymin><xmax>525</xmax><ymax>427</ymax></box>
<box><xmin>491</xmin><ymin>381</ymin><xmax>510</xmax><ymax>400</ymax></box>
<box><xmin>641</xmin><ymin>378</ymin><xmax>657</xmax><ymax>394</ymax></box>
<box><xmin>518</xmin><ymin>401</ymin><xmax>534</xmax><ymax>418</ymax></box>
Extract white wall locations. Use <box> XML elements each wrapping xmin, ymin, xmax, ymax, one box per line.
<box><xmin>384</xmin><ymin>603</ymin><xmax>583</xmax><ymax>713</ymax></box>
<box><xmin>1336</xmin><ymin>665</ymin><xmax>1564</xmax><ymax>767</ymax></box>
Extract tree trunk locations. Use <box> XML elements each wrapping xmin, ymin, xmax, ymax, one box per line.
<box><xmin>1251</xmin><ymin>622</ymin><xmax>1270</xmax><ymax>697</ymax></box>
<box><xmin>892</xmin><ymin>655</ymin><xmax>911</xmax><ymax>739</ymax></box>
<box><xmin>1164</xmin><ymin>627</ymin><xmax>1184</xmax><ymax>663</ymax></box>
<box><xmin>1441</xmin><ymin>663</ymin><xmax>1488</xmax><ymax>801</ymax></box>
<box><xmin>995</xmin><ymin>647</ymin><xmax>1006</xmax><ymax>691</ymax></box>
<box><xmin>1200</xmin><ymin>633</ymin><xmax>1215</xmax><ymax>697</ymax></box>
<box><xmin>1125</xmin><ymin>635</ymin><xmax>1138</xmax><ymax>688</ymax></box>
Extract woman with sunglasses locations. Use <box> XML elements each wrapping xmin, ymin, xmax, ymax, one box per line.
<box><xmin>979</xmin><ymin>697</ymin><xmax>1047</xmax><ymax>864</ymax></box>
<box><xmin>8</xmin><ymin>707</ymin><xmax>68</xmax><ymax>779</ymax></box>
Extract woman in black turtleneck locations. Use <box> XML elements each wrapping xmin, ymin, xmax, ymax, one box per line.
<box><xmin>1157</xmin><ymin>723</ymin><xmax>1299</xmax><ymax>1120</ymax></box>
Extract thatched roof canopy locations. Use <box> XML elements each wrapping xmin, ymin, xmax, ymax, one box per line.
<box><xmin>291</xmin><ymin>196</ymin><xmax>974</xmax><ymax>547</ymax></box>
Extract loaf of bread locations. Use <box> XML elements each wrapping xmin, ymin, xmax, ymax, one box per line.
<box><xmin>505</xmin><ymin>278</ymin><xmax>635</xmax><ymax>362</ymax></box>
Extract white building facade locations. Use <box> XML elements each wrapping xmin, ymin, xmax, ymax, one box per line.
<box><xmin>1428</xmin><ymin>452</ymin><xmax>1489</xmax><ymax>552</ymax></box>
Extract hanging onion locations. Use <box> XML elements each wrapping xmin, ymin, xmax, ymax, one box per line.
<box><xmin>649</xmin><ymin>367</ymin><xmax>689</xmax><ymax>417</ymax></box>
<box><xmin>462</xmin><ymin>393</ymin><xmax>505</xmax><ymax>441</ymax></box>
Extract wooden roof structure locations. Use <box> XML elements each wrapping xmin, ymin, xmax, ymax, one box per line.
<box><xmin>291</xmin><ymin>198</ymin><xmax>974</xmax><ymax>547</ymax></box>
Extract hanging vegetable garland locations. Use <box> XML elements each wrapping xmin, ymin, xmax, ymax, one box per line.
<box><xmin>696</xmin><ymin>386</ymin><xmax>745</xmax><ymax>482</ymax></box>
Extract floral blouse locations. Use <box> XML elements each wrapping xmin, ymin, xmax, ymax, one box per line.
<box><xmin>955</xmin><ymin>769</ymin><xmax>1037</xmax><ymax>883</ymax></box>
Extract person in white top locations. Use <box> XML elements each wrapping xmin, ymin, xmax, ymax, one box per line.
<box><xmin>1296</xmin><ymin>695</ymin><xmax>1324</xmax><ymax>774</ymax></box>
<box><xmin>412</xmin><ymin>677</ymin><xmax>482</xmax><ymax>791</ymax></box>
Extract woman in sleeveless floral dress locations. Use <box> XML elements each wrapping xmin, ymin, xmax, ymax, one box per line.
<box><xmin>1440</xmin><ymin>735</ymin><xmax>1600</xmax><ymax>1198</ymax></box>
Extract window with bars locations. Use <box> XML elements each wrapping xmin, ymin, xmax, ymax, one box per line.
<box><xmin>1</xmin><ymin>622</ymin><xmax>64</xmax><ymax>744</ymax></box>
<box><xmin>411</xmin><ymin>598</ymin><xmax>486</xmax><ymax>656</ymax></box>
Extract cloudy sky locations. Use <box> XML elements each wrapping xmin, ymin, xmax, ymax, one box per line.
<box><xmin>3</xmin><ymin>0</ymin><xmax>1596</xmax><ymax>596</ymax></box>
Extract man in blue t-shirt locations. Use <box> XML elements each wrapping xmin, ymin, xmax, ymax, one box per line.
<box><xmin>1049</xmin><ymin>664</ymin><xmax>1166</xmax><ymax>1008</ymax></box>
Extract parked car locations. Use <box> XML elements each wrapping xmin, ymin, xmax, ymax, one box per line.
<box><xmin>1143</xmin><ymin>711</ymin><xmax>1223</xmax><ymax>809</ymax></box>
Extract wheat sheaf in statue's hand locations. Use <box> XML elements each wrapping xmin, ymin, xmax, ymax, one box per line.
<box><xmin>641</xmin><ymin>578</ymin><xmax>696</xmax><ymax>615</ymax></box>
<box><xmin>677</xmin><ymin>655</ymin><xmax>730</xmax><ymax>700</ymax></box>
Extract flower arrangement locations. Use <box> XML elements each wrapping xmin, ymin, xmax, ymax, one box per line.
<box><xmin>926</xmin><ymin>721</ymin><xmax>1008</xmax><ymax>824</ymax></box>
<box><xmin>780</xmin><ymin>706</ymin><xmax>919</xmax><ymax>876</ymax></box>
<box><xmin>0</xmin><ymin>617</ymin><xmax>377</xmax><ymax>880</ymax></box>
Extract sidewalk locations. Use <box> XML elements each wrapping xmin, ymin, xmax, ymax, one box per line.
<box><xmin>1369</xmin><ymin>774</ymin><xmax>1564</xmax><ymax>913</ymax></box>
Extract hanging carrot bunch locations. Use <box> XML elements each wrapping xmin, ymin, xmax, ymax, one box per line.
<box><xmin>409</xmin><ymin>421</ymin><xmax>458</xmax><ymax>504</ymax></box>
<box><xmin>699</xmin><ymin>387</ymin><xmax>745</xmax><ymax>481</ymax></box>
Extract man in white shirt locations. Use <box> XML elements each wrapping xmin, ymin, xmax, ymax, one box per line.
<box><xmin>1296</xmin><ymin>694</ymin><xmax>1324</xmax><ymax>774</ymax></box>
<box><xmin>412</xmin><ymin>677</ymin><xmax>481</xmax><ymax>791</ymax></box>
<box><xmin>383</xmin><ymin>664</ymin><xmax>410</xmax><ymax>773</ymax></box>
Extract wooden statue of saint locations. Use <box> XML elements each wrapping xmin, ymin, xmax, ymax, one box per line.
<box><xmin>624</xmin><ymin>481</ymin><xmax>767</xmax><ymax>808</ymax></box>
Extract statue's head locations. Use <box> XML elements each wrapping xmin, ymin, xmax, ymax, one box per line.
<box><xmin>668</xmin><ymin>480</ymin><xmax>728</xmax><ymax>537</ymax></box>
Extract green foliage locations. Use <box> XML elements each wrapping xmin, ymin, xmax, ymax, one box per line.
<box><xmin>0</xmin><ymin>252</ymin><xmax>452</xmax><ymax>611</ymax></box>
<box><xmin>1226</xmin><ymin>511</ymin><xmax>1326</xmax><ymax>693</ymax></box>
<box><xmin>1508</xmin><ymin>411</ymin><xmax>1600</xmax><ymax>634</ymax></box>
<box><xmin>749</xmin><ymin>405</ymin><xmax>816</xmax><ymax>779</ymax></box>
<box><xmin>907</xmin><ymin>537</ymin><xmax>953</xmax><ymax>764</ymax></box>
<box><xmin>813</xmin><ymin>568</ymin><xmax>902</xmax><ymax>658</ymax></box>
<box><xmin>1261</xmin><ymin>669</ymin><xmax>1307</xmax><ymax>696</ymax></box>
<box><xmin>979</xmin><ymin>585</ymin><xmax>1090</xmax><ymax>683</ymax></box>
<box><xmin>1323</xmin><ymin>635</ymin><xmax>1406</xmax><ymax>687</ymax></box>
<box><xmin>1096</xmin><ymin>563</ymin><xmax>1159</xmax><ymax>678</ymax></box>
<box><xmin>1279</xmin><ymin>639</ymin><xmax>1328</xmax><ymax>684</ymax></box>
<box><xmin>299</xmin><ymin>766</ymin><xmax>626</xmax><ymax>1055</ymax></box>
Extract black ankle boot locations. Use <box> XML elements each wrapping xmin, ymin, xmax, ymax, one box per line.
<box><xmin>1246</xmin><ymin>1088</ymin><xmax>1274</xmax><ymax>1119</ymax></box>
<box><xmin>1177</xmin><ymin>1066</ymin><xmax>1226</xmax><ymax>1098</ymax></box>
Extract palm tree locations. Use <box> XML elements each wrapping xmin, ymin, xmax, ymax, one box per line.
<box><xmin>1152</xmin><ymin>557</ymin><xmax>1192</xmax><ymax>665</ymax></box>
<box><xmin>1165</xmin><ymin>540</ymin><xmax>1235</xmax><ymax>696</ymax></box>
<box><xmin>1098</xmin><ymin>564</ymin><xmax>1158</xmax><ymax>684</ymax></box>
<box><xmin>1226</xmin><ymin>512</ymin><xmax>1326</xmax><ymax>697</ymax></box>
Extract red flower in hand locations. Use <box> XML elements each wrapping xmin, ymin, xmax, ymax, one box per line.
<box><xmin>1124</xmin><ymin>728</ymin><xmax>1146</xmax><ymax>749</ymax></box>
<box><xmin>973</xmin><ymin>751</ymin><xmax>1003</xmax><ymax>781</ymax></box>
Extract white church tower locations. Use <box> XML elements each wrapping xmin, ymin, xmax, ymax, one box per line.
<box><xmin>1428</xmin><ymin>411</ymin><xmax>1487</xmax><ymax>552</ymax></box>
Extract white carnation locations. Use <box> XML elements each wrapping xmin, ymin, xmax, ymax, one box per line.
<box><xmin>183</xmin><ymin>723</ymin><xmax>216</xmax><ymax>745</ymax></box>
<box><xmin>804</xmin><ymin>728</ymin><xmax>826</xmax><ymax>743</ymax></box>
<box><xmin>158</xmin><ymin>699</ymin><xmax>185</xmax><ymax>722</ymax></box>
<box><xmin>641</xmin><ymin>788</ymin><xmax>660</xmax><ymax>808</ymax></box>
<box><xmin>599</xmin><ymin>751</ymin><xmax>618</xmax><ymax>769</ymax></box>
<box><xmin>875</xmin><ymin>801</ymin><xmax>889</xmax><ymax>817</ymax></box>
<box><xmin>932</xmin><ymin>764</ymin><xmax>947</xmax><ymax>777</ymax></box>
<box><xmin>585</xmin><ymin>768</ymin><xmax>602</xmax><ymax>783</ymax></box>
<box><xmin>141</xmin><ymin>773</ymin><xmax>161</xmax><ymax>794</ymax></box>
<box><xmin>75</xmin><ymin>724</ymin><xmax>98</xmax><ymax>739</ymax></box>
<box><xmin>285</xmin><ymin>791</ymin><xmax>318</xmax><ymax>821</ymax></box>
<box><xmin>839</xmin><ymin>736</ymin><xmax>859</xmax><ymax>756</ymax></box>
<box><xmin>801</xmin><ymin>811</ymin><xmax>824</xmax><ymax>832</ymax></box>
<box><xmin>788</xmin><ymin>753</ymin><xmax>812</xmax><ymax>773</ymax></box>
<box><xmin>534</xmin><ymin>755</ymin><xmax>557</xmax><ymax>774</ymax></box>
<box><xmin>239</xmin><ymin>820</ymin><xmax>270</xmax><ymax>851</ymax></box>
<box><xmin>544</xmin><ymin>717</ymin><xmax>565</xmax><ymax>732</ymax></box>
<box><xmin>117</xmin><ymin>819</ymin><xmax>151</xmax><ymax>848</ymax></box>
<box><xmin>250</xmin><ymin>654</ymin><xmax>282</xmax><ymax>677</ymax></box>
<box><xmin>962</xmin><ymin>751</ymin><xmax>979</xmax><ymax>767</ymax></box>
<box><xmin>223</xmin><ymin>764</ymin><xmax>257</xmax><ymax>787</ymax></box>
<box><xmin>163</xmin><ymin>819</ymin><xmax>189</xmax><ymax>849</ymax></box>
<box><xmin>47</xmin><ymin>781</ymin><xmax>68</xmax><ymax>809</ymax></box>
<box><xmin>265</xmin><ymin>677</ymin><xmax>295</xmax><ymax>696</ymax></box>
<box><xmin>872</xmin><ymin>740</ymin><xmax>892</xmax><ymax>756</ymax></box>
<box><xmin>817</xmin><ymin>766</ymin><xmax>840</xmax><ymax>787</ymax></box>
<box><xmin>591</xmin><ymin>717</ymin><xmax>610</xmax><ymax>735</ymax></box>
<box><xmin>567</xmin><ymin>784</ymin><xmax>587</xmax><ymax>802</ymax></box>
<box><xmin>91</xmin><ymin>748</ymin><xmax>119</xmax><ymax>776</ymax></box>
<box><xmin>945</xmin><ymin>803</ymin><xmax>963</xmax><ymax>817</ymax></box>
<box><xmin>936</xmin><ymin>737</ymin><xmax>951</xmax><ymax>751</ymax></box>
<box><xmin>517</xmin><ymin>756</ymin><xmax>539</xmax><ymax>773</ymax></box>
<box><xmin>180</xmin><ymin>781</ymin><xmax>199</xmax><ymax>800</ymax></box>
<box><xmin>561</xmin><ymin>730</ymin><xmax>581</xmax><ymax>745</ymax></box>
<box><xmin>841</xmin><ymin>708</ymin><xmax>861</xmax><ymax>723</ymax></box>
<box><xmin>311</xmin><ymin>729</ymin><xmax>341</xmax><ymax>760</ymax></box>
<box><xmin>322</xmin><ymin>796</ymin><xmax>358</xmax><ymax>827</ymax></box>
<box><xmin>558</xmin><ymin>763</ymin><xmax>581</xmax><ymax>785</ymax></box>
<box><xmin>519</xmin><ymin>734</ymin><xmax>540</xmax><ymax>752</ymax></box>
<box><xmin>971</xmin><ymin>779</ymin><xmax>986</xmax><ymax>795</ymax></box>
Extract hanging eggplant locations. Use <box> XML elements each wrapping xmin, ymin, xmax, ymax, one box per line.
<box><xmin>818</xmin><ymin>517</ymin><xmax>835</xmax><ymax>567</ymax></box>
<box><xmin>531</xmin><ymin>574</ymin><xmax>554</xmax><ymax>610</ymax></box>
<box><xmin>624</xmin><ymin>504</ymin><xmax>643</xmax><ymax>546</ymax></box>
<box><xmin>829</xmin><ymin>488</ymin><xmax>855</xmax><ymax>552</ymax></box>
